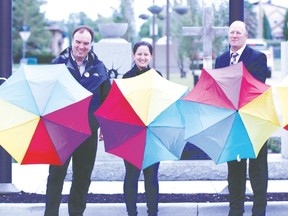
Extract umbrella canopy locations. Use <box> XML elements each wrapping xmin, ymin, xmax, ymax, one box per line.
<box><xmin>181</xmin><ymin>62</ymin><xmax>281</xmax><ymax>164</ymax></box>
<box><xmin>0</xmin><ymin>64</ymin><xmax>92</xmax><ymax>165</ymax></box>
<box><xmin>95</xmin><ymin>69</ymin><xmax>189</xmax><ymax>170</ymax></box>
<box><xmin>274</xmin><ymin>86</ymin><xmax>288</xmax><ymax>130</ymax></box>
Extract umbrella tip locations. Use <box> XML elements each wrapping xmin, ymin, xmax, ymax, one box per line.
<box><xmin>237</xmin><ymin>154</ymin><xmax>241</xmax><ymax>162</ymax></box>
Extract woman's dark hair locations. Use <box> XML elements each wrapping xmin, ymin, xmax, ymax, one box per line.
<box><xmin>133</xmin><ymin>41</ymin><xmax>153</xmax><ymax>55</ymax></box>
<box><xmin>72</xmin><ymin>25</ymin><xmax>94</xmax><ymax>42</ymax></box>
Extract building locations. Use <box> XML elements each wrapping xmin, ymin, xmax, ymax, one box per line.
<box><xmin>46</xmin><ymin>26</ymin><xmax>65</xmax><ymax>56</ymax></box>
<box><xmin>252</xmin><ymin>1</ymin><xmax>288</xmax><ymax>40</ymax></box>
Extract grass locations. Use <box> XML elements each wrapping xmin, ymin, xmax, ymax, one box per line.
<box><xmin>168</xmin><ymin>72</ymin><xmax>195</xmax><ymax>89</ymax></box>
<box><xmin>274</xmin><ymin>58</ymin><xmax>281</xmax><ymax>71</ymax></box>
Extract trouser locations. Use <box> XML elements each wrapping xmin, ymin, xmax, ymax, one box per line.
<box><xmin>228</xmin><ymin>142</ymin><xmax>268</xmax><ymax>216</ymax></box>
<box><xmin>124</xmin><ymin>160</ymin><xmax>160</xmax><ymax>216</ymax></box>
<box><xmin>44</xmin><ymin>131</ymin><xmax>97</xmax><ymax>216</ymax></box>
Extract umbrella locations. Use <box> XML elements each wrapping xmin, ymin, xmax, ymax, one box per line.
<box><xmin>94</xmin><ymin>69</ymin><xmax>189</xmax><ymax>170</ymax></box>
<box><xmin>0</xmin><ymin>64</ymin><xmax>92</xmax><ymax>165</ymax></box>
<box><xmin>180</xmin><ymin>62</ymin><xmax>281</xmax><ymax>164</ymax></box>
<box><xmin>274</xmin><ymin>86</ymin><xmax>288</xmax><ymax>130</ymax></box>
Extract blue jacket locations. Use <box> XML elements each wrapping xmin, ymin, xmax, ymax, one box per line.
<box><xmin>52</xmin><ymin>47</ymin><xmax>111</xmax><ymax>131</ymax></box>
<box><xmin>215</xmin><ymin>45</ymin><xmax>268</xmax><ymax>83</ymax></box>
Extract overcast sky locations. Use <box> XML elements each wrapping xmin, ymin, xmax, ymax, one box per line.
<box><xmin>40</xmin><ymin>0</ymin><xmax>288</xmax><ymax>24</ymax></box>
<box><xmin>41</xmin><ymin>0</ymin><xmax>167</xmax><ymax>21</ymax></box>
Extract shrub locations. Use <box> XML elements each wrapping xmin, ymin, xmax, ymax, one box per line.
<box><xmin>267</xmin><ymin>136</ymin><xmax>281</xmax><ymax>153</ymax></box>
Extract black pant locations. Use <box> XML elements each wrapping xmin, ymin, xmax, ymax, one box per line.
<box><xmin>124</xmin><ymin>160</ymin><xmax>159</xmax><ymax>216</ymax></box>
<box><xmin>228</xmin><ymin>142</ymin><xmax>268</xmax><ymax>216</ymax></box>
<box><xmin>44</xmin><ymin>131</ymin><xmax>97</xmax><ymax>216</ymax></box>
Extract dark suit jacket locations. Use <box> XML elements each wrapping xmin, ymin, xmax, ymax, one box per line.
<box><xmin>215</xmin><ymin>45</ymin><xmax>268</xmax><ymax>83</ymax></box>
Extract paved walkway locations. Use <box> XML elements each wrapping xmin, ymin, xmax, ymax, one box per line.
<box><xmin>1</xmin><ymin>202</ymin><xmax>288</xmax><ymax>216</ymax></box>
<box><xmin>1</xmin><ymin>149</ymin><xmax>288</xmax><ymax>216</ymax></box>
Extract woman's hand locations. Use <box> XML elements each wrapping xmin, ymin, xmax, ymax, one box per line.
<box><xmin>99</xmin><ymin>129</ymin><xmax>104</xmax><ymax>141</ymax></box>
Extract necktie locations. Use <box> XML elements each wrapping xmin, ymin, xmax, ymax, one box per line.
<box><xmin>230</xmin><ymin>53</ymin><xmax>239</xmax><ymax>65</ymax></box>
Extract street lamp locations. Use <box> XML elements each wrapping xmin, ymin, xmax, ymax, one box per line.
<box><xmin>147</xmin><ymin>3</ymin><xmax>163</xmax><ymax>68</ymax></box>
<box><xmin>166</xmin><ymin>0</ymin><xmax>170</xmax><ymax>80</ymax></box>
<box><xmin>19</xmin><ymin>25</ymin><xmax>31</xmax><ymax>62</ymax></box>
<box><xmin>165</xmin><ymin>1</ymin><xmax>188</xmax><ymax>80</ymax></box>
<box><xmin>142</xmin><ymin>1</ymin><xmax>187</xmax><ymax>77</ymax></box>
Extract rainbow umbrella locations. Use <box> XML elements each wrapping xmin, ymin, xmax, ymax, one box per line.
<box><xmin>94</xmin><ymin>69</ymin><xmax>189</xmax><ymax>170</ymax></box>
<box><xmin>180</xmin><ymin>62</ymin><xmax>281</xmax><ymax>164</ymax></box>
<box><xmin>0</xmin><ymin>64</ymin><xmax>92</xmax><ymax>165</ymax></box>
<box><xmin>274</xmin><ymin>86</ymin><xmax>288</xmax><ymax>130</ymax></box>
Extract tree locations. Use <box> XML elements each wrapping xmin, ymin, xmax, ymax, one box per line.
<box><xmin>171</xmin><ymin>0</ymin><xmax>202</xmax><ymax>75</ymax></box>
<box><xmin>119</xmin><ymin>0</ymin><xmax>136</xmax><ymax>43</ymax></box>
<box><xmin>66</xmin><ymin>12</ymin><xmax>99</xmax><ymax>43</ymax></box>
<box><xmin>244</xmin><ymin>0</ymin><xmax>258</xmax><ymax>38</ymax></box>
<box><xmin>263</xmin><ymin>13</ymin><xmax>272</xmax><ymax>39</ymax></box>
<box><xmin>283</xmin><ymin>9</ymin><xmax>288</xmax><ymax>40</ymax></box>
<box><xmin>213</xmin><ymin>0</ymin><xmax>229</xmax><ymax>57</ymax></box>
<box><xmin>13</xmin><ymin>0</ymin><xmax>52</xmax><ymax>62</ymax></box>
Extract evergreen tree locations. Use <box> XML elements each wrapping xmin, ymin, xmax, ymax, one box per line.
<box><xmin>263</xmin><ymin>13</ymin><xmax>272</xmax><ymax>39</ymax></box>
<box><xmin>13</xmin><ymin>0</ymin><xmax>52</xmax><ymax>62</ymax></box>
<box><xmin>284</xmin><ymin>10</ymin><xmax>288</xmax><ymax>40</ymax></box>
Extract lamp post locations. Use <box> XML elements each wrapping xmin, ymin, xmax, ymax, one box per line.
<box><xmin>166</xmin><ymin>0</ymin><xmax>170</xmax><ymax>80</ymax></box>
<box><xmin>148</xmin><ymin>3</ymin><xmax>163</xmax><ymax>68</ymax></box>
<box><xmin>165</xmin><ymin>1</ymin><xmax>188</xmax><ymax>80</ymax></box>
<box><xmin>144</xmin><ymin>1</ymin><xmax>187</xmax><ymax>76</ymax></box>
<box><xmin>0</xmin><ymin>0</ymin><xmax>19</xmax><ymax>194</ymax></box>
<box><xmin>19</xmin><ymin>25</ymin><xmax>31</xmax><ymax>62</ymax></box>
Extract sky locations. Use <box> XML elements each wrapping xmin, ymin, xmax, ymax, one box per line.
<box><xmin>40</xmin><ymin>0</ymin><xmax>169</xmax><ymax>31</ymax></box>
<box><xmin>40</xmin><ymin>0</ymin><xmax>167</xmax><ymax>22</ymax></box>
<box><xmin>40</xmin><ymin>0</ymin><xmax>288</xmax><ymax>28</ymax></box>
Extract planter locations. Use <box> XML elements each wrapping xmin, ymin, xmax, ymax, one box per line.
<box><xmin>98</xmin><ymin>23</ymin><xmax>128</xmax><ymax>38</ymax></box>
<box><xmin>173</xmin><ymin>6</ymin><xmax>189</xmax><ymax>15</ymax></box>
<box><xmin>139</xmin><ymin>14</ymin><xmax>150</xmax><ymax>20</ymax></box>
<box><xmin>148</xmin><ymin>5</ymin><xmax>163</xmax><ymax>15</ymax></box>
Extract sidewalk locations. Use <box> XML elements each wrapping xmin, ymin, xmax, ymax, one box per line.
<box><xmin>1</xmin><ymin>202</ymin><xmax>288</xmax><ymax>216</ymax></box>
<box><xmin>1</xmin><ymin>151</ymin><xmax>288</xmax><ymax>216</ymax></box>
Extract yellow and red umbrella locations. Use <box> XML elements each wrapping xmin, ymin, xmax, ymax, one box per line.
<box><xmin>95</xmin><ymin>69</ymin><xmax>189</xmax><ymax>170</ymax></box>
<box><xmin>0</xmin><ymin>64</ymin><xmax>92</xmax><ymax>165</ymax></box>
<box><xmin>180</xmin><ymin>62</ymin><xmax>281</xmax><ymax>164</ymax></box>
<box><xmin>274</xmin><ymin>86</ymin><xmax>288</xmax><ymax>130</ymax></box>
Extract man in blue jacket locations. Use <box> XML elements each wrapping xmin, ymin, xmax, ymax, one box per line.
<box><xmin>215</xmin><ymin>21</ymin><xmax>268</xmax><ymax>216</ymax></box>
<box><xmin>44</xmin><ymin>25</ymin><xmax>111</xmax><ymax>216</ymax></box>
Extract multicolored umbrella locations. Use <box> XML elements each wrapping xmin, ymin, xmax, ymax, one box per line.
<box><xmin>273</xmin><ymin>86</ymin><xmax>288</xmax><ymax>130</ymax></box>
<box><xmin>180</xmin><ymin>62</ymin><xmax>281</xmax><ymax>164</ymax></box>
<box><xmin>94</xmin><ymin>69</ymin><xmax>189</xmax><ymax>170</ymax></box>
<box><xmin>0</xmin><ymin>64</ymin><xmax>92</xmax><ymax>165</ymax></box>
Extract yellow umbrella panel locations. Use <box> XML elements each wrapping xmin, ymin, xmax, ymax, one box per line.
<box><xmin>116</xmin><ymin>69</ymin><xmax>189</xmax><ymax>125</ymax></box>
<box><xmin>0</xmin><ymin>99</ymin><xmax>39</xmax><ymax>163</ymax></box>
<box><xmin>239</xmin><ymin>88</ymin><xmax>281</xmax><ymax>155</ymax></box>
<box><xmin>274</xmin><ymin>86</ymin><xmax>288</xmax><ymax>130</ymax></box>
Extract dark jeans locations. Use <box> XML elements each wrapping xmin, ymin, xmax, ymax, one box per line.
<box><xmin>228</xmin><ymin>142</ymin><xmax>268</xmax><ymax>216</ymax></box>
<box><xmin>124</xmin><ymin>160</ymin><xmax>160</xmax><ymax>216</ymax></box>
<box><xmin>44</xmin><ymin>131</ymin><xmax>97</xmax><ymax>216</ymax></box>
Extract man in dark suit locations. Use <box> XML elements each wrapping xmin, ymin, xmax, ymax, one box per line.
<box><xmin>215</xmin><ymin>20</ymin><xmax>268</xmax><ymax>216</ymax></box>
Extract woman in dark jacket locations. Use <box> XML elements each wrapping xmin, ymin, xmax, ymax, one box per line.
<box><xmin>122</xmin><ymin>41</ymin><xmax>161</xmax><ymax>216</ymax></box>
